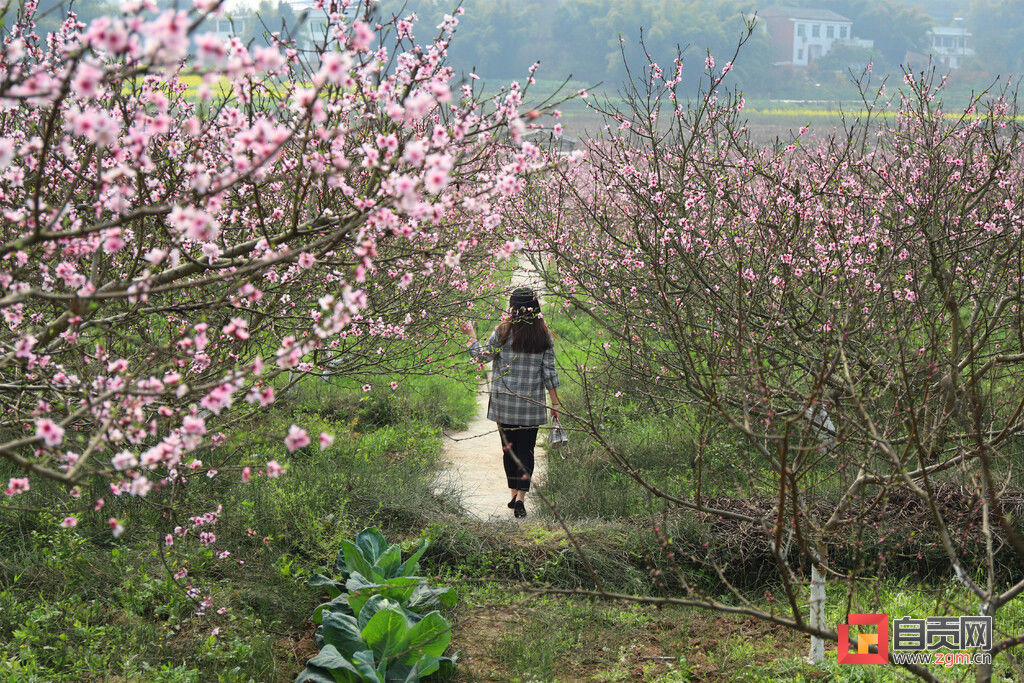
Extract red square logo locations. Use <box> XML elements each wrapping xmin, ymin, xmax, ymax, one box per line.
<box><xmin>838</xmin><ymin>614</ymin><xmax>889</xmax><ymax>665</ymax></box>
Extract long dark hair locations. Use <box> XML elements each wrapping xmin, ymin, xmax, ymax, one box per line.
<box><xmin>497</xmin><ymin>287</ymin><xmax>553</xmax><ymax>353</ymax></box>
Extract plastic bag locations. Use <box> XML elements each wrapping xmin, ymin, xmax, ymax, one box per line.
<box><xmin>549</xmin><ymin>417</ymin><xmax>568</xmax><ymax>447</ymax></box>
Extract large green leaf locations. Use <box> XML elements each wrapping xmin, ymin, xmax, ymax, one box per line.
<box><xmin>376</xmin><ymin>658</ymin><xmax>390</xmax><ymax>683</ymax></box>
<box><xmin>344</xmin><ymin>572</ymin><xmax>376</xmax><ymax>596</ymax></box>
<box><xmin>309</xmin><ymin>573</ymin><xmax>345</xmax><ymax>599</ymax></box>
<box><xmin>357</xmin><ymin>596</ymin><xmax>400</xmax><ymax>631</ymax></box>
<box><xmin>406</xmin><ymin>656</ymin><xmax>440</xmax><ymax>680</ymax></box>
<box><xmin>373</xmin><ymin>544</ymin><xmax>403</xmax><ymax>578</ymax></box>
<box><xmin>356</xmin><ymin>595</ymin><xmax>425</xmax><ymax>629</ymax></box>
<box><xmin>335</xmin><ymin>546</ymin><xmax>349</xmax><ymax>576</ymax></box>
<box><xmin>347</xmin><ymin>574</ymin><xmax>422</xmax><ymax>616</ymax></box>
<box><xmin>312</xmin><ymin>594</ymin><xmax>353</xmax><ymax>625</ymax></box>
<box><xmin>340</xmin><ymin>540</ymin><xmax>377</xmax><ymax>581</ymax></box>
<box><xmin>392</xmin><ymin>654</ymin><xmax>454</xmax><ymax>682</ymax></box>
<box><xmin>397</xmin><ymin>540</ymin><xmax>428</xmax><ymax>577</ymax></box>
<box><xmin>351</xmin><ymin>649</ymin><xmax>383</xmax><ymax>681</ymax></box>
<box><xmin>321</xmin><ymin>611</ymin><xmax>366</xmax><ymax>658</ymax></box>
<box><xmin>361</xmin><ymin>606</ymin><xmax>411</xmax><ymax>662</ymax></box>
<box><xmin>406</xmin><ymin>584</ymin><xmax>455</xmax><ymax>612</ymax></box>
<box><xmin>355</xmin><ymin>528</ymin><xmax>388</xmax><ymax>564</ymax></box>
<box><xmin>437</xmin><ymin>654</ymin><xmax>457</xmax><ymax>679</ymax></box>
<box><xmin>400</xmin><ymin>612</ymin><xmax>451</xmax><ymax>664</ymax></box>
<box><xmin>295</xmin><ymin>663</ymin><xmax>342</xmax><ymax>683</ymax></box>
<box><xmin>384</xmin><ymin>662</ymin><xmax>415</xmax><ymax>683</ymax></box>
<box><xmin>306</xmin><ymin>645</ymin><xmax>368</xmax><ymax>682</ymax></box>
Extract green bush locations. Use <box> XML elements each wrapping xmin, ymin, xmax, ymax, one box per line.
<box><xmin>300</xmin><ymin>529</ymin><xmax>458</xmax><ymax>683</ymax></box>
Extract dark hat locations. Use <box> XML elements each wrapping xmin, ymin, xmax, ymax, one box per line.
<box><xmin>509</xmin><ymin>287</ymin><xmax>539</xmax><ymax>311</ymax></box>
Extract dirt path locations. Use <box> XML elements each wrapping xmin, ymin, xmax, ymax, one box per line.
<box><xmin>437</xmin><ymin>259</ymin><xmax>549</xmax><ymax>520</ymax></box>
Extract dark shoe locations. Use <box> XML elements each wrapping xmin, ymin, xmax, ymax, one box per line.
<box><xmin>513</xmin><ymin>500</ymin><xmax>526</xmax><ymax>518</ymax></box>
<box><xmin>508</xmin><ymin>495</ymin><xmax>517</xmax><ymax>509</ymax></box>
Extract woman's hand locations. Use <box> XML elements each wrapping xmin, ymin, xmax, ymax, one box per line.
<box><xmin>548</xmin><ymin>390</ymin><xmax>560</xmax><ymax>421</ymax></box>
<box><xmin>460</xmin><ymin>320</ymin><xmax>476</xmax><ymax>337</ymax></box>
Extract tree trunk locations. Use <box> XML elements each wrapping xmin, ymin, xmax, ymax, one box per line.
<box><xmin>807</xmin><ymin>563</ymin><xmax>826</xmax><ymax>664</ymax></box>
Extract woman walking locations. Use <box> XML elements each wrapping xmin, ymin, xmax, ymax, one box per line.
<box><xmin>462</xmin><ymin>287</ymin><xmax>560</xmax><ymax>518</ymax></box>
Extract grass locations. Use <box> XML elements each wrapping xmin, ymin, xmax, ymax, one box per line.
<box><xmin>496</xmin><ymin>296</ymin><xmax>1024</xmax><ymax>679</ymax></box>
<box><xmin>0</xmin><ymin>370</ymin><xmax>475</xmax><ymax>681</ymax></box>
<box><xmin>539</xmin><ymin>300</ymin><xmax>756</xmax><ymax>519</ymax></box>
<box><xmin>447</xmin><ymin>580</ymin><xmax>1022</xmax><ymax>681</ymax></box>
<box><xmin>3</xmin><ymin>295</ymin><xmax>1023</xmax><ymax>680</ymax></box>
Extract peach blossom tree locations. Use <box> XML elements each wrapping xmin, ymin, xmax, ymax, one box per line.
<box><xmin>0</xmin><ymin>0</ymin><xmax>556</xmax><ymax>563</ymax></box>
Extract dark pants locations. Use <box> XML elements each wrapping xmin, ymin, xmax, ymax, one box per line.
<box><xmin>498</xmin><ymin>424</ymin><xmax>538</xmax><ymax>491</ymax></box>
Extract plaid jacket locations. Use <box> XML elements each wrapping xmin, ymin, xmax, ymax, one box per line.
<box><xmin>470</xmin><ymin>328</ymin><xmax>560</xmax><ymax>426</ymax></box>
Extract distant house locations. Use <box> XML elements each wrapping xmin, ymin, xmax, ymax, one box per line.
<box><xmin>203</xmin><ymin>13</ymin><xmax>252</xmax><ymax>43</ymax></box>
<box><xmin>286</xmin><ymin>0</ymin><xmax>331</xmax><ymax>52</ymax></box>
<box><xmin>758</xmin><ymin>6</ymin><xmax>869</xmax><ymax>67</ymax></box>
<box><xmin>926</xmin><ymin>18</ymin><xmax>974</xmax><ymax>69</ymax></box>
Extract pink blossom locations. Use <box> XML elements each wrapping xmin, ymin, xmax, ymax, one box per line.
<box><xmin>145</xmin><ymin>10</ymin><xmax>191</xmax><ymax>63</ymax></box>
<box><xmin>167</xmin><ymin>206</ymin><xmax>220</xmax><ymax>242</ymax></box>
<box><xmin>35</xmin><ymin>418</ymin><xmax>65</xmax><ymax>447</ymax></box>
<box><xmin>61</xmin><ymin>516</ymin><xmax>78</xmax><ymax>528</ymax></box>
<box><xmin>254</xmin><ymin>46</ymin><xmax>285</xmax><ymax>72</ymax></box>
<box><xmin>424</xmin><ymin>167</ymin><xmax>449</xmax><ymax>194</ymax></box>
<box><xmin>72</xmin><ymin>63</ymin><xmax>105</xmax><ymax>99</ymax></box>
<box><xmin>266</xmin><ymin>460</ymin><xmax>285</xmax><ymax>478</ymax></box>
<box><xmin>350</xmin><ymin>21</ymin><xmax>375</xmax><ymax>51</ymax></box>
<box><xmin>129</xmin><ymin>476</ymin><xmax>153</xmax><ymax>497</ymax></box>
<box><xmin>194</xmin><ymin>33</ymin><xmax>228</xmax><ymax>68</ymax></box>
<box><xmin>316</xmin><ymin>52</ymin><xmax>352</xmax><ymax>86</ymax></box>
<box><xmin>109</xmin><ymin>518</ymin><xmax>125</xmax><ymax>538</ymax></box>
<box><xmin>318</xmin><ymin>432</ymin><xmax>334</xmax><ymax>450</ymax></box>
<box><xmin>284</xmin><ymin>425</ymin><xmax>310</xmax><ymax>452</ymax></box>
<box><xmin>5</xmin><ymin>477</ymin><xmax>29</xmax><ymax>496</ymax></box>
<box><xmin>222</xmin><ymin>318</ymin><xmax>250</xmax><ymax>340</ymax></box>
<box><xmin>111</xmin><ymin>450</ymin><xmax>138</xmax><ymax>471</ymax></box>
<box><xmin>250</xmin><ymin>386</ymin><xmax>275</xmax><ymax>407</ymax></box>
<box><xmin>402</xmin><ymin>140</ymin><xmax>426</xmax><ymax>165</ymax></box>
<box><xmin>0</xmin><ymin>138</ymin><xmax>14</xmax><ymax>170</ymax></box>
<box><xmin>86</xmin><ymin>16</ymin><xmax>129</xmax><ymax>54</ymax></box>
<box><xmin>200</xmin><ymin>384</ymin><xmax>235</xmax><ymax>415</ymax></box>
<box><xmin>182</xmin><ymin>415</ymin><xmax>207</xmax><ymax>435</ymax></box>
<box><xmin>404</xmin><ymin>91</ymin><xmax>434</xmax><ymax>120</ymax></box>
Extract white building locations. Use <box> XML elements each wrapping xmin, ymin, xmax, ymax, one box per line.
<box><xmin>286</xmin><ymin>0</ymin><xmax>331</xmax><ymax>52</ymax></box>
<box><xmin>203</xmin><ymin>13</ymin><xmax>252</xmax><ymax>42</ymax></box>
<box><xmin>760</xmin><ymin>6</ymin><xmax>869</xmax><ymax>67</ymax></box>
<box><xmin>927</xmin><ymin>20</ymin><xmax>974</xmax><ymax>69</ymax></box>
